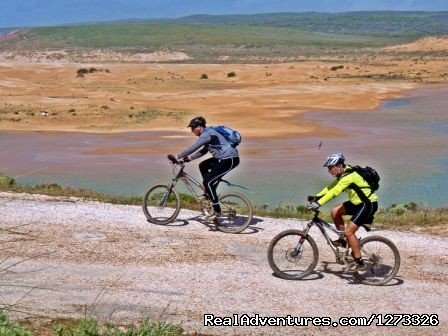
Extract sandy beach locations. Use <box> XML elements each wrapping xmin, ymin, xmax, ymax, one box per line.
<box><xmin>1</xmin><ymin>37</ymin><xmax>448</xmax><ymax>145</ymax></box>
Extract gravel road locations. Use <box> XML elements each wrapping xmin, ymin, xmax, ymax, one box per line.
<box><xmin>1</xmin><ymin>192</ymin><xmax>447</xmax><ymax>335</ymax></box>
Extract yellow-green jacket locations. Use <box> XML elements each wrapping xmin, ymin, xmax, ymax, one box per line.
<box><xmin>316</xmin><ymin>165</ymin><xmax>378</xmax><ymax>206</ymax></box>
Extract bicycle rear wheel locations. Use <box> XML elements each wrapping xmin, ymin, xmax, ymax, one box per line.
<box><xmin>267</xmin><ymin>230</ymin><xmax>319</xmax><ymax>280</ymax></box>
<box><xmin>142</xmin><ymin>184</ymin><xmax>180</xmax><ymax>225</ymax></box>
<box><xmin>214</xmin><ymin>192</ymin><xmax>253</xmax><ymax>233</ymax></box>
<box><xmin>356</xmin><ymin>235</ymin><xmax>401</xmax><ymax>286</ymax></box>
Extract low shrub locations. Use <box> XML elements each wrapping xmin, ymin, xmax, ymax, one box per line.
<box><xmin>0</xmin><ymin>310</ymin><xmax>32</xmax><ymax>336</ymax></box>
<box><xmin>76</xmin><ymin>68</ymin><xmax>89</xmax><ymax>75</ymax></box>
<box><xmin>0</xmin><ymin>174</ymin><xmax>16</xmax><ymax>187</ymax></box>
<box><xmin>53</xmin><ymin>318</ymin><xmax>184</xmax><ymax>336</ymax></box>
<box><xmin>0</xmin><ymin>310</ymin><xmax>184</xmax><ymax>336</ymax></box>
<box><xmin>330</xmin><ymin>65</ymin><xmax>344</xmax><ymax>71</ymax></box>
<box><xmin>33</xmin><ymin>183</ymin><xmax>63</xmax><ymax>191</ymax></box>
<box><xmin>387</xmin><ymin>204</ymin><xmax>407</xmax><ymax>216</ymax></box>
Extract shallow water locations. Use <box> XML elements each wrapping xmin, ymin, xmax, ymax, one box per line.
<box><xmin>1</xmin><ymin>85</ymin><xmax>448</xmax><ymax>208</ymax></box>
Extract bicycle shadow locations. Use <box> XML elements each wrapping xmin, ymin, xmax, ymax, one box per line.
<box><xmin>146</xmin><ymin>218</ymin><xmax>189</xmax><ymax>227</ymax></box>
<box><xmin>271</xmin><ymin>272</ymin><xmax>324</xmax><ymax>282</ymax></box>
<box><xmin>190</xmin><ymin>216</ymin><xmax>265</xmax><ymax>234</ymax></box>
<box><xmin>146</xmin><ymin>215</ymin><xmax>265</xmax><ymax>234</ymax></box>
<box><xmin>319</xmin><ymin>261</ymin><xmax>404</xmax><ymax>286</ymax></box>
<box><xmin>271</xmin><ymin>262</ymin><xmax>403</xmax><ymax>286</ymax></box>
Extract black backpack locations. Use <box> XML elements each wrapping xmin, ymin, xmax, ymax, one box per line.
<box><xmin>345</xmin><ymin>165</ymin><xmax>380</xmax><ymax>201</ymax></box>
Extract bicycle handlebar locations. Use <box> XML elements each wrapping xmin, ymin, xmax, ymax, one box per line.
<box><xmin>167</xmin><ymin>154</ymin><xmax>178</xmax><ymax>163</ymax></box>
<box><xmin>167</xmin><ymin>154</ymin><xmax>187</xmax><ymax>166</ymax></box>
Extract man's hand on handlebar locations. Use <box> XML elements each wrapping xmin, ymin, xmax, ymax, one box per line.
<box><xmin>307</xmin><ymin>195</ymin><xmax>322</xmax><ymax>202</ymax></box>
<box><xmin>167</xmin><ymin>154</ymin><xmax>191</xmax><ymax>164</ymax></box>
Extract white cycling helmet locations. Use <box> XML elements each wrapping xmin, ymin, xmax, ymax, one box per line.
<box><xmin>323</xmin><ymin>153</ymin><xmax>345</xmax><ymax>167</ymax></box>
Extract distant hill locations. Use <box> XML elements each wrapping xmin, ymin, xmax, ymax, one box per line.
<box><xmin>1</xmin><ymin>11</ymin><xmax>448</xmax><ymax>62</ymax></box>
<box><xmin>60</xmin><ymin>11</ymin><xmax>448</xmax><ymax>38</ymax></box>
<box><xmin>154</xmin><ymin>11</ymin><xmax>448</xmax><ymax>37</ymax></box>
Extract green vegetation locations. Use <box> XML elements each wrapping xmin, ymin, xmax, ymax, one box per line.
<box><xmin>0</xmin><ymin>310</ymin><xmax>32</xmax><ymax>336</ymax></box>
<box><xmin>0</xmin><ymin>175</ymin><xmax>15</xmax><ymax>187</ymax></box>
<box><xmin>3</xmin><ymin>23</ymin><xmax>403</xmax><ymax>50</ymax></box>
<box><xmin>0</xmin><ymin>311</ymin><xmax>184</xmax><ymax>336</ymax></box>
<box><xmin>0</xmin><ymin>175</ymin><xmax>142</xmax><ymax>205</ymax></box>
<box><xmin>1</xmin><ymin>174</ymin><xmax>447</xmax><ymax>234</ymax></box>
<box><xmin>174</xmin><ymin>12</ymin><xmax>448</xmax><ymax>37</ymax></box>
<box><xmin>1</xmin><ymin>12</ymin><xmax>448</xmax><ymax>61</ymax></box>
<box><xmin>130</xmin><ymin>108</ymin><xmax>184</xmax><ymax>123</ymax></box>
<box><xmin>52</xmin><ymin>318</ymin><xmax>184</xmax><ymax>336</ymax></box>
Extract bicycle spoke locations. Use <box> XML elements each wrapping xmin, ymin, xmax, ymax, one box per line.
<box><xmin>143</xmin><ymin>185</ymin><xmax>180</xmax><ymax>225</ymax></box>
<box><xmin>267</xmin><ymin>230</ymin><xmax>318</xmax><ymax>280</ymax></box>
<box><xmin>214</xmin><ymin>193</ymin><xmax>253</xmax><ymax>233</ymax></box>
<box><xmin>357</xmin><ymin>236</ymin><xmax>400</xmax><ymax>285</ymax></box>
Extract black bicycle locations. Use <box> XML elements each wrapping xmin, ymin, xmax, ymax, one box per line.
<box><xmin>143</xmin><ymin>155</ymin><xmax>253</xmax><ymax>233</ymax></box>
<box><xmin>267</xmin><ymin>209</ymin><xmax>400</xmax><ymax>285</ymax></box>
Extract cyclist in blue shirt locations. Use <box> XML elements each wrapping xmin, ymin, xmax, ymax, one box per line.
<box><xmin>171</xmin><ymin>116</ymin><xmax>240</xmax><ymax>220</ymax></box>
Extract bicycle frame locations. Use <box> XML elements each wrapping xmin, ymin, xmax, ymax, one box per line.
<box><xmin>301</xmin><ymin>210</ymin><xmax>348</xmax><ymax>260</ymax></box>
<box><xmin>168</xmin><ymin>162</ymin><xmax>204</xmax><ymax>200</ymax></box>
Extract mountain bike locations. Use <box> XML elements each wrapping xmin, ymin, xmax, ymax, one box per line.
<box><xmin>267</xmin><ymin>209</ymin><xmax>400</xmax><ymax>285</ymax></box>
<box><xmin>142</xmin><ymin>155</ymin><xmax>253</xmax><ymax>233</ymax></box>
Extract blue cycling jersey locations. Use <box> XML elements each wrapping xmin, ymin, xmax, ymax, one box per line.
<box><xmin>177</xmin><ymin>127</ymin><xmax>239</xmax><ymax>160</ymax></box>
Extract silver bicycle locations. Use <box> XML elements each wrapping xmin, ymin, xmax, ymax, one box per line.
<box><xmin>143</xmin><ymin>155</ymin><xmax>253</xmax><ymax>233</ymax></box>
<box><xmin>267</xmin><ymin>209</ymin><xmax>401</xmax><ymax>285</ymax></box>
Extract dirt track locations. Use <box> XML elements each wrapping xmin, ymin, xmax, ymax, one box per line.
<box><xmin>1</xmin><ymin>192</ymin><xmax>447</xmax><ymax>335</ymax></box>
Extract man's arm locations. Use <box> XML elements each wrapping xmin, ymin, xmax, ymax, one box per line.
<box><xmin>177</xmin><ymin>132</ymin><xmax>211</xmax><ymax>159</ymax></box>
<box><xmin>316</xmin><ymin>176</ymin><xmax>353</xmax><ymax>205</ymax></box>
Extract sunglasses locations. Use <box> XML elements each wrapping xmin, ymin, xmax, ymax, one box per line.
<box><xmin>327</xmin><ymin>165</ymin><xmax>336</xmax><ymax>171</ymax></box>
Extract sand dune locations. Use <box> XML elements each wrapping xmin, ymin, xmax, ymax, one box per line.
<box><xmin>0</xmin><ymin>39</ymin><xmax>447</xmax><ymax>141</ymax></box>
<box><xmin>384</xmin><ymin>36</ymin><xmax>448</xmax><ymax>52</ymax></box>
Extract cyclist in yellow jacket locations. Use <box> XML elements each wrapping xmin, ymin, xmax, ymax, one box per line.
<box><xmin>307</xmin><ymin>153</ymin><xmax>378</xmax><ymax>271</ymax></box>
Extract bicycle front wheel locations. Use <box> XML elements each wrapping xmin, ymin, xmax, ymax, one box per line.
<box><xmin>142</xmin><ymin>184</ymin><xmax>180</xmax><ymax>225</ymax></box>
<box><xmin>267</xmin><ymin>229</ymin><xmax>319</xmax><ymax>280</ymax></box>
<box><xmin>214</xmin><ymin>192</ymin><xmax>253</xmax><ymax>233</ymax></box>
<box><xmin>357</xmin><ymin>235</ymin><xmax>401</xmax><ymax>286</ymax></box>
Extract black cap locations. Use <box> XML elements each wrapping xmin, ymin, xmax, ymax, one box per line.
<box><xmin>187</xmin><ymin>116</ymin><xmax>206</xmax><ymax>128</ymax></box>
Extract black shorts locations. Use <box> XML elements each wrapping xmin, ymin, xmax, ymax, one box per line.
<box><xmin>343</xmin><ymin>201</ymin><xmax>378</xmax><ymax>226</ymax></box>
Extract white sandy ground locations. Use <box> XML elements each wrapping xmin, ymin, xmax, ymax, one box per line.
<box><xmin>1</xmin><ymin>192</ymin><xmax>447</xmax><ymax>335</ymax></box>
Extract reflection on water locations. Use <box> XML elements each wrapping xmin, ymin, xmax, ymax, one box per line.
<box><xmin>1</xmin><ymin>85</ymin><xmax>448</xmax><ymax>208</ymax></box>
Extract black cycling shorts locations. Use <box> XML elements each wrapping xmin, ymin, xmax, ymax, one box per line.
<box><xmin>343</xmin><ymin>201</ymin><xmax>378</xmax><ymax>226</ymax></box>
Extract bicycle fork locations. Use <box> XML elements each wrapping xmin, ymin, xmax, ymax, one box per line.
<box><xmin>160</xmin><ymin>183</ymin><xmax>176</xmax><ymax>207</ymax></box>
<box><xmin>292</xmin><ymin>223</ymin><xmax>313</xmax><ymax>257</ymax></box>
<box><xmin>292</xmin><ymin>237</ymin><xmax>306</xmax><ymax>257</ymax></box>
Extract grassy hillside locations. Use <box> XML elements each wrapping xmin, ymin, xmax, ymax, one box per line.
<box><xmin>173</xmin><ymin>11</ymin><xmax>448</xmax><ymax>37</ymax></box>
<box><xmin>1</xmin><ymin>23</ymin><xmax>406</xmax><ymax>50</ymax></box>
<box><xmin>1</xmin><ymin>11</ymin><xmax>447</xmax><ymax>61</ymax></box>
